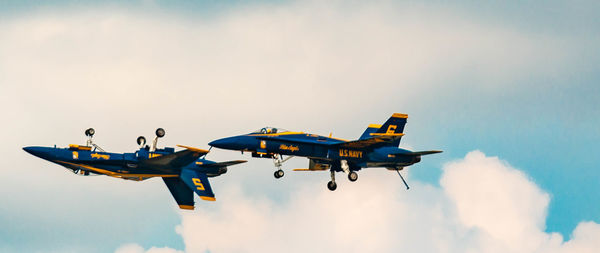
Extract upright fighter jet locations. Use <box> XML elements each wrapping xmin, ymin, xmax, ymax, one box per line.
<box><xmin>209</xmin><ymin>113</ymin><xmax>441</xmax><ymax>191</ymax></box>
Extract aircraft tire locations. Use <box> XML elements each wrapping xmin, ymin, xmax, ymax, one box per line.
<box><xmin>276</xmin><ymin>169</ymin><xmax>284</xmax><ymax>178</ymax></box>
<box><xmin>348</xmin><ymin>171</ymin><xmax>358</xmax><ymax>182</ymax></box>
<box><xmin>136</xmin><ymin>136</ymin><xmax>146</xmax><ymax>146</ymax></box>
<box><xmin>156</xmin><ymin>128</ymin><xmax>165</xmax><ymax>138</ymax></box>
<box><xmin>327</xmin><ymin>181</ymin><xmax>337</xmax><ymax>191</ymax></box>
<box><xmin>274</xmin><ymin>170</ymin><xmax>284</xmax><ymax>179</ymax></box>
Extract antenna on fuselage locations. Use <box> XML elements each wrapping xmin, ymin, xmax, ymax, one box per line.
<box><xmin>84</xmin><ymin>128</ymin><xmax>105</xmax><ymax>152</ymax></box>
<box><xmin>150</xmin><ymin>128</ymin><xmax>165</xmax><ymax>152</ymax></box>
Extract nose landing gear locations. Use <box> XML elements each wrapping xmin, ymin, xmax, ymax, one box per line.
<box><xmin>272</xmin><ymin>154</ymin><xmax>293</xmax><ymax>179</ymax></box>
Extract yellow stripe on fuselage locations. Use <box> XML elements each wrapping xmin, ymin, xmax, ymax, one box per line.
<box><xmin>249</xmin><ymin>131</ymin><xmax>349</xmax><ymax>142</ymax></box>
<box><xmin>56</xmin><ymin>161</ymin><xmax>178</xmax><ymax>179</ymax></box>
<box><xmin>248</xmin><ymin>131</ymin><xmax>305</xmax><ymax>137</ymax></box>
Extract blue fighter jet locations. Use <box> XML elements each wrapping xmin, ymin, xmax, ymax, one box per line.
<box><xmin>209</xmin><ymin>113</ymin><xmax>441</xmax><ymax>191</ymax></box>
<box><xmin>23</xmin><ymin>128</ymin><xmax>246</xmax><ymax>210</ymax></box>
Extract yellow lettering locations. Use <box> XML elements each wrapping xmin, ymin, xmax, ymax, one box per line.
<box><xmin>339</xmin><ymin>149</ymin><xmax>363</xmax><ymax>158</ymax></box>
<box><xmin>386</xmin><ymin>125</ymin><xmax>397</xmax><ymax>134</ymax></box>
<box><xmin>279</xmin><ymin>144</ymin><xmax>299</xmax><ymax>152</ymax></box>
<box><xmin>91</xmin><ymin>153</ymin><xmax>110</xmax><ymax>160</ymax></box>
<box><xmin>192</xmin><ymin>178</ymin><xmax>205</xmax><ymax>191</ymax></box>
<box><xmin>148</xmin><ymin>153</ymin><xmax>162</xmax><ymax>158</ymax></box>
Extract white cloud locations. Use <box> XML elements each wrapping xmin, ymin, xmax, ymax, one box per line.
<box><xmin>117</xmin><ymin>151</ymin><xmax>599</xmax><ymax>253</ymax></box>
<box><xmin>115</xmin><ymin>244</ymin><xmax>183</xmax><ymax>253</ymax></box>
<box><xmin>1</xmin><ymin>1</ymin><xmax>597</xmax><ymax>252</ymax></box>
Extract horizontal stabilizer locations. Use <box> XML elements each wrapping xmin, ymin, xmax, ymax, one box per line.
<box><xmin>394</xmin><ymin>150</ymin><xmax>443</xmax><ymax>156</ymax></box>
<box><xmin>141</xmin><ymin>145</ymin><xmax>209</xmax><ymax>169</ymax></box>
<box><xmin>163</xmin><ymin>177</ymin><xmax>195</xmax><ymax>210</ymax></box>
<box><xmin>198</xmin><ymin>160</ymin><xmax>247</xmax><ymax>168</ymax></box>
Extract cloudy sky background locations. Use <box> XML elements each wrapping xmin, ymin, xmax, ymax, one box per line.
<box><xmin>1</xmin><ymin>0</ymin><xmax>599</xmax><ymax>252</ymax></box>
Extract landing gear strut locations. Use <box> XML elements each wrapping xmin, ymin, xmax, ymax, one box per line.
<box><xmin>327</xmin><ymin>170</ymin><xmax>337</xmax><ymax>191</ymax></box>
<box><xmin>272</xmin><ymin>154</ymin><xmax>292</xmax><ymax>179</ymax></box>
<box><xmin>341</xmin><ymin>160</ymin><xmax>358</xmax><ymax>182</ymax></box>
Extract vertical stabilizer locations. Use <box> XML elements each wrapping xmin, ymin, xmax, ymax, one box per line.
<box><xmin>373</xmin><ymin>113</ymin><xmax>408</xmax><ymax>146</ymax></box>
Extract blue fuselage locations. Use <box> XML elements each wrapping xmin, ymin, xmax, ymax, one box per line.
<box><xmin>209</xmin><ymin>132</ymin><xmax>420</xmax><ymax>171</ymax></box>
<box><xmin>23</xmin><ymin>145</ymin><xmax>225</xmax><ymax>180</ymax></box>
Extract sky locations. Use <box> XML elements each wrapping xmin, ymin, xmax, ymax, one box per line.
<box><xmin>1</xmin><ymin>0</ymin><xmax>599</xmax><ymax>252</ymax></box>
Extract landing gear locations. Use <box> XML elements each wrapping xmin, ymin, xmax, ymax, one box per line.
<box><xmin>327</xmin><ymin>170</ymin><xmax>337</xmax><ymax>191</ymax></box>
<box><xmin>272</xmin><ymin>154</ymin><xmax>293</xmax><ymax>179</ymax></box>
<box><xmin>348</xmin><ymin>171</ymin><xmax>358</xmax><ymax>182</ymax></box>
<box><xmin>274</xmin><ymin>169</ymin><xmax>284</xmax><ymax>179</ymax></box>
<box><xmin>340</xmin><ymin>160</ymin><xmax>358</xmax><ymax>182</ymax></box>
<box><xmin>327</xmin><ymin>181</ymin><xmax>337</xmax><ymax>191</ymax></box>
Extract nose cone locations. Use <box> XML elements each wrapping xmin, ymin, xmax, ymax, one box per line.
<box><xmin>23</xmin><ymin>146</ymin><xmax>55</xmax><ymax>160</ymax></box>
<box><xmin>209</xmin><ymin>136</ymin><xmax>247</xmax><ymax>150</ymax></box>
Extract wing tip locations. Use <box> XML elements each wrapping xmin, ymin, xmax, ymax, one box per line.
<box><xmin>200</xmin><ymin>196</ymin><xmax>216</xmax><ymax>201</ymax></box>
<box><xmin>179</xmin><ymin>205</ymin><xmax>195</xmax><ymax>210</ymax></box>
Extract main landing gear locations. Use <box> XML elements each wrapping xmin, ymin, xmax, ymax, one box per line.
<box><xmin>328</xmin><ymin>171</ymin><xmax>337</xmax><ymax>191</ymax></box>
<box><xmin>327</xmin><ymin>160</ymin><xmax>359</xmax><ymax>191</ymax></box>
<box><xmin>272</xmin><ymin>154</ymin><xmax>292</xmax><ymax>179</ymax></box>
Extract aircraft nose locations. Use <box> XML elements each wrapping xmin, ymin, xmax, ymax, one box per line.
<box><xmin>209</xmin><ymin>137</ymin><xmax>241</xmax><ymax>150</ymax></box>
<box><xmin>23</xmin><ymin>146</ymin><xmax>54</xmax><ymax>160</ymax></box>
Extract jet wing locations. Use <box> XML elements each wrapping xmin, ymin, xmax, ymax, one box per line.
<box><xmin>337</xmin><ymin>134</ymin><xmax>403</xmax><ymax>149</ymax></box>
<box><xmin>198</xmin><ymin>160</ymin><xmax>247</xmax><ymax>168</ymax></box>
<box><xmin>141</xmin><ymin>145</ymin><xmax>209</xmax><ymax>169</ymax></box>
<box><xmin>180</xmin><ymin>168</ymin><xmax>216</xmax><ymax>201</ymax></box>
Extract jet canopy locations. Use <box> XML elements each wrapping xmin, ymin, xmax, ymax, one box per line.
<box><xmin>252</xmin><ymin>127</ymin><xmax>290</xmax><ymax>134</ymax></box>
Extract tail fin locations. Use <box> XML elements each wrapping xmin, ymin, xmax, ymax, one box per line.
<box><xmin>359</xmin><ymin>124</ymin><xmax>382</xmax><ymax>140</ymax></box>
<box><xmin>372</xmin><ymin>113</ymin><xmax>408</xmax><ymax>146</ymax></box>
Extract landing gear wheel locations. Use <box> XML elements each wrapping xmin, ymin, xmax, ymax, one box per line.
<box><xmin>274</xmin><ymin>170</ymin><xmax>284</xmax><ymax>179</ymax></box>
<box><xmin>85</xmin><ymin>128</ymin><xmax>95</xmax><ymax>137</ymax></box>
<box><xmin>155</xmin><ymin>128</ymin><xmax>165</xmax><ymax>138</ymax></box>
<box><xmin>348</xmin><ymin>171</ymin><xmax>358</xmax><ymax>182</ymax></box>
<box><xmin>327</xmin><ymin>181</ymin><xmax>337</xmax><ymax>191</ymax></box>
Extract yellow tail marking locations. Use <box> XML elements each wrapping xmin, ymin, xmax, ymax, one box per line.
<box><xmin>200</xmin><ymin>196</ymin><xmax>216</xmax><ymax>201</ymax></box>
<box><xmin>179</xmin><ymin>205</ymin><xmax>195</xmax><ymax>210</ymax></box>
<box><xmin>192</xmin><ymin>178</ymin><xmax>205</xmax><ymax>191</ymax></box>
<box><xmin>392</xmin><ymin>113</ymin><xmax>408</xmax><ymax>118</ymax></box>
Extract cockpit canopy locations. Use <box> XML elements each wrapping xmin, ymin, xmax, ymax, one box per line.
<box><xmin>251</xmin><ymin>127</ymin><xmax>290</xmax><ymax>134</ymax></box>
